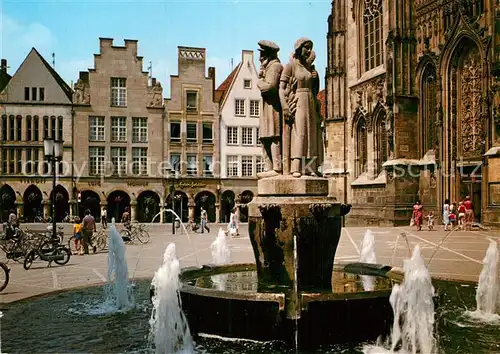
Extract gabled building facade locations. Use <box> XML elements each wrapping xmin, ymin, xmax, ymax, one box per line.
<box><xmin>216</xmin><ymin>50</ymin><xmax>261</xmax><ymax>222</ymax></box>
<box><xmin>72</xmin><ymin>38</ymin><xmax>165</xmax><ymax>223</ymax></box>
<box><xmin>0</xmin><ymin>48</ymin><xmax>73</xmax><ymax>222</ymax></box>
<box><xmin>165</xmin><ymin>46</ymin><xmax>220</xmax><ymax>223</ymax></box>
<box><xmin>325</xmin><ymin>0</ymin><xmax>500</xmax><ymax>226</ymax></box>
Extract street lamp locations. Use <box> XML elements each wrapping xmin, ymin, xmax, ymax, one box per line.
<box><xmin>170</xmin><ymin>169</ymin><xmax>179</xmax><ymax>234</ymax></box>
<box><xmin>44</xmin><ymin>137</ymin><xmax>64</xmax><ymax>239</ymax></box>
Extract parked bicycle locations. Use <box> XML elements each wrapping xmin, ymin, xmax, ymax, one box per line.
<box><xmin>24</xmin><ymin>234</ymin><xmax>71</xmax><ymax>270</ymax></box>
<box><xmin>63</xmin><ymin>213</ymin><xmax>79</xmax><ymax>223</ymax></box>
<box><xmin>0</xmin><ymin>225</ymin><xmax>36</xmax><ymax>263</ymax></box>
<box><xmin>34</xmin><ymin>214</ymin><xmax>52</xmax><ymax>223</ymax></box>
<box><xmin>0</xmin><ymin>262</ymin><xmax>10</xmax><ymax>292</ymax></box>
<box><xmin>121</xmin><ymin>223</ymin><xmax>150</xmax><ymax>244</ymax></box>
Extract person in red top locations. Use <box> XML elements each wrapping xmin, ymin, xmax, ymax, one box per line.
<box><xmin>463</xmin><ymin>196</ymin><xmax>474</xmax><ymax>231</ymax></box>
<box><xmin>457</xmin><ymin>201</ymin><xmax>466</xmax><ymax>230</ymax></box>
<box><xmin>412</xmin><ymin>200</ymin><xmax>424</xmax><ymax>231</ymax></box>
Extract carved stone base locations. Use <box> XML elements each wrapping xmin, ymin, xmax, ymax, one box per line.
<box><xmin>257</xmin><ymin>175</ymin><xmax>329</xmax><ymax>196</ymax></box>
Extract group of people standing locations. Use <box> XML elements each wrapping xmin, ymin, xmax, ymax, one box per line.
<box><xmin>412</xmin><ymin>196</ymin><xmax>475</xmax><ymax>231</ymax></box>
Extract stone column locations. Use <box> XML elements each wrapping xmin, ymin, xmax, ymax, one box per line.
<box><xmin>160</xmin><ymin>203</ymin><xmax>165</xmax><ymax>223</ymax></box>
<box><xmin>69</xmin><ymin>200</ymin><xmax>75</xmax><ymax>217</ymax></box>
<box><xmin>188</xmin><ymin>200</ymin><xmax>195</xmax><ymax>223</ymax></box>
<box><xmin>16</xmin><ymin>202</ymin><xmax>23</xmax><ymax>220</ymax></box>
<box><xmin>215</xmin><ymin>203</ymin><xmax>220</xmax><ymax>223</ymax></box>
<box><xmin>130</xmin><ymin>200</ymin><xmax>137</xmax><ymax>222</ymax></box>
<box><xmin>43</xmin><ymin>200</ymin><xmax>50</xmax><ymax>219</ymax></box>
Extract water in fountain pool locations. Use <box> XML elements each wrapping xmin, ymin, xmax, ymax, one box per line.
<box><xmin>1</xmin><ymin>275</ymin><xmax>500</xmax><ymax>353</ymax></box>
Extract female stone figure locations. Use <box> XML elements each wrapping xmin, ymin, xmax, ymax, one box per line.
<box><xmin>279</xmin><ymin>37</ymin><xmax>323</xmax><ymax>177</ymax></box>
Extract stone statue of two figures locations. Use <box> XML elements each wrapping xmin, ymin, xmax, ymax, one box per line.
<box><xmin>256</xmin><ymin>38</ymin><xmax>324</xmax><ymax>179</ymax></box>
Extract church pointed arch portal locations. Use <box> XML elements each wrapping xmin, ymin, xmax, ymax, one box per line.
<box><xmin>444</xmin><ymin>38</ymin><xmax>483</xmax><ymax>220</ymax></box>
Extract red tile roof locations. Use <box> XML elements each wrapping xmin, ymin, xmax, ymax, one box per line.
<box><xmin>215</xmin><ymin>63</ymin><xmax>241</xmax><ymax>104</ymax></box>
<box><xmin>317</xmin><ymin>89</ymin><xmax>326</xmax><ymax>119</ymax></box>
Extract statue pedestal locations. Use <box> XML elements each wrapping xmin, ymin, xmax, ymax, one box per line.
<box><xmin>248</xmin><ymin>176</ymin><xmax>350</xmax><ymax>296</ymax></box>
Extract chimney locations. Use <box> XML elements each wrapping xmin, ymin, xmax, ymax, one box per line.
<box><xmin>151</xmin><ymin>77</ymin><xmax>157</xmax><ymax>86</ymax></box>
<box><xmin>1</xmin><ymin>59</ymin><xmax>6</xmax><ymax>72</ymax></box>
<box><xmin>208</xmin><ymin>66</ymin><xmax>216</xmax><ymax>97</ymax></box>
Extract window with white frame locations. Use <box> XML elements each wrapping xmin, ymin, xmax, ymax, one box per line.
<box><xmin>187</xmin><ymin>122</ymin><xmax>197</xmax><ymax>142</ymax></box>
<box><xmin>132</xmin><ymin>147</ymin><xmax>148</xmax><ymax>175</ymax></box>
<box><xmin>203</xmin><ymin>154</ymin><xmax>213</xmax><ymax>177</ymax></box>
<box><xmin>170</xmin><ymin>153</ymin><xmax>181</xmax><ymax>172</ymax></box>
<box><xmin>250</xmin><ymin>100</ymin><xmax>260</xmax><ymax>117</ymax></box>
<box><xmin>89</xmin><ymin>147</ymin><xmax>105</xmax><ymax>175</ymax></box>
<box><xmin>111</xmin><ymin>117</ymin><xmax>127</xmax><ymax>142</ymax></box>
<box><xmin>111</xmin><ymin>147</ymin><xmax>127</xmax><ymax>176</ymax></box>
<box><xmin>227</xmin><ymin>155</ymin><xmax>238</xmax><ymax>177</ymax></box>
<box><xmin>111</xmin><ymin>78</ymin><xmax>127</xmax><ymax>106</ymax></box>
<box><xmin>242</xmin><ymin>156</ymin><xmax>253</xmax><ymax>177</ymax></box>
<box><xmin>243</xmin><ymin>79</ymin><xmax>251</xmax><ymax>89</ymax></box>
<box><xmin>187</xmin><ymin>154</ymin><xmax>197</xmax><ymax>175</ymax></box>
<box><xmin>132</xmin><ymin>117</ymin><xmax>148</xmax><ymax>143</ymax></box>
<box><xmin>242</xmin><ymin>127</ymin><xmax>253</xmax><ymax>146</ymax></box>
<box><xmin>89</xmin><ymin>116</ymin><xmax>105</xmax><ymax>141</ymax></box>
<box><xmin>202</xmin><ymin>122</ymin><xmax>213</xmax><ymax>143</ymax></box>
<box><xmin>227</xmin><ymin>126</ymin><xmax>238</xmax><ymax>145</ymax></box>
<box><xmin>256</xmin><ymin>155</ymin><xmax>264</xmax><ymax>174</ymax></box>
<box><xmin>235</xmin><ymin>99</ymin><xmax>245</xmax><ymax>116</ymax></box>
<box><xmin>256</xmin><ymin>127</ymin><xmax>261</xmax><ymax>146</ymax></box>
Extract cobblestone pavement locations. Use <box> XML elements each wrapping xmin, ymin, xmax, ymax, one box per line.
<box><xmin>0</xmin><ymin>222</ymin><xmax>497</xmax><ymax>304</ymax></box>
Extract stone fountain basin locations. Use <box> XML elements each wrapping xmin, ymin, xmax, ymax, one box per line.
<box><xmin>179</xmin><ymin>262</ymin><xmax>402</xmax><ymax>350</ymax></box>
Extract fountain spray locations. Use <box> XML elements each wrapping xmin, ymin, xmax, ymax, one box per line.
<box><xmin>363</xmin><ymin>245</ymin><xmax>436</xmax><ymax>354</ymax></box>
<box><xmin>211</xmin><ymin>228</ymin><xmax>231</xmax><ymax>265</ymax></box>
<box><xmin>210</xmin><ymin>229</ymin><xmax>231</xmax><ymax>291</ymax></box>
<box><xmin>105</xmin><ymin>224</ymin><xmax>134</xmax><ymax>310</ymax></box>
<box><xmin>149</xmin><ymin>243</ymin><xmax>194</xmax><ymax>354</ymax></box>
<box><xmin>467</xmin><ymin>240</ymin><xmax>499</xmax><ymax>321</ymax></box>
<box><xmin>359</xmin><ymin>229</ymin><xmax>377</xmax><ymax>291</ymax></box>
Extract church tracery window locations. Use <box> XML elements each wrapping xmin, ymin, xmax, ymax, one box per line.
<box><xmin>375</xmin><ymin>110</ymin><xmax>387</xmax><ymax>175</ymax></box>
<box><xmin>362</xmin><ymin>0</ymin><xmax>383</xmax><ymax>72</ymax></box>
<box><xmin>355</xmin><ymin>116</ymin><xmax>368</xmax><ymax>177</ymax></box>
<box><xmin>421</xmin><ymin>64</ymin><xmax>437</xmax><ymax>153</ymax></box>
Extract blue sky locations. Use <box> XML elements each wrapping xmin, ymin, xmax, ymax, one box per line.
<box><xmin>0</xmin><ymin>0</ymin><xmax>331</xmax><ymax>96</ymax></box>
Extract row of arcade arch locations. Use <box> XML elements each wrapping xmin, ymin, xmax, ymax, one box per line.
<box><xmin>0</xmin><ymin>184</ymin><xmax>254</xmax><ymax>224</ymax></box>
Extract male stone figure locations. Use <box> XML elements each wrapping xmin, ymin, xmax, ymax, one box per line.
<box><xmin>256</xmin><ymin>40</ymin><xmax>284</xmax><ymax>178</ymax></box>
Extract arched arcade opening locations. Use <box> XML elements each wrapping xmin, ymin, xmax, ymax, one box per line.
<box><xmin>23</xmin><ymin>184</ymin><xmax>43</xmax><ymax>222</ymax></box>
<box><xmin>137</xmin><ymin>191</ymin><xmax>161</xmax><ymax>223</ymax></box>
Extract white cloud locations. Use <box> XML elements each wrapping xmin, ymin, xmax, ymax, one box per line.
<box><xmin>0</xmin><ymin>13</ymin><xmax>57</xmax><ymax>60</ymax></box>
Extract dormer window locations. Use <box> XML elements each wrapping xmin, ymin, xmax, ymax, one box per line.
<box><xmin>24</xmin><ymin>87</ymin><xmax>45</xmax><ymax>101</ymax></box>
<box><xmin>244</xmin><ymin>79</ymin><xmax>251</xmax><ymax>89</ymax></box>
<box><xmin>186</xmin><ymin>91</ymin><xmax>197</xmax><ymax>111</ymax></box>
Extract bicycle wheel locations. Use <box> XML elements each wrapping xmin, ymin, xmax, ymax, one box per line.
<box><xmin>24</xmin><ymin>251</ymin><xmax>36</xmax><ymax>270</ymax></box>
<box><xmin>53</xmin><ymin>246</ymin><xmax>71</xmax><ymax>265</ymax></box>
<box><xmin>136</xmin><ymin>229</ymin><xmax>150</xmax><ymax>244</ymax></box>
<box><xmin>0</xmin><ymin>262</ymin><xmax>9</xmax><ymax>292</ymax></box>
<box><xmin>96</xmin><ymin>234</ymin><xmax>107</xmax><ymax>252</ymax></box>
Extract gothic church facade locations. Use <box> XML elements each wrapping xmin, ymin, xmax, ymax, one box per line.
<box><xmin>324</xmin><ymin>0</ymin><xmax>500</xmax><ymax>226</ymax></box>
